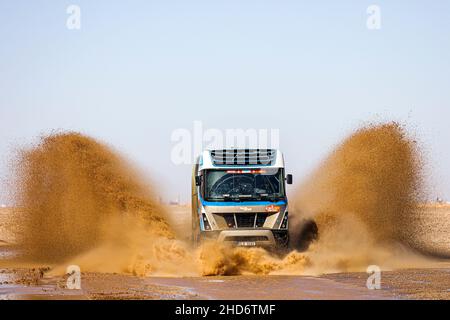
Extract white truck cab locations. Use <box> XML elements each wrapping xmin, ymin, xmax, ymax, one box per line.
<box><xmin>191</xmin><ymin>149</ymin><xmax>292</xmax><ymax>249</ymax></box>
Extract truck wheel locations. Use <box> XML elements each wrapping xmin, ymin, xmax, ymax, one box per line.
<box><xmin>291</xmin><ymin>219</ymin><xmax>318</xmax><ymax>252</ymax></box>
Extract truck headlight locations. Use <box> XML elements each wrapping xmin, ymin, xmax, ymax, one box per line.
<box><xmin>202</xmin><ymin>213</ymin><xmax>212</xmax><ymax>231</ymax></box>
<box><xmin>280</xmin><ymin>212</ymin><xmax>288</xmax><ymax>229</ymax></box>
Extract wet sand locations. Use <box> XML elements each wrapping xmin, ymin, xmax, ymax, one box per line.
<box><xmin>1</xmin><ymin>264</ymin><xmax>449</xmax><ymax>300</ymax></box>
<box><xmin>321</xmin><ymin>266</ymin><xmax>450</xmax><ymax>300</ymax></box>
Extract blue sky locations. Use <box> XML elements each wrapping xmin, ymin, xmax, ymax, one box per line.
<box><xmin>1</xmin><ymin>1</ymin><xmax>450</xmax><ymax>203</ymax></box>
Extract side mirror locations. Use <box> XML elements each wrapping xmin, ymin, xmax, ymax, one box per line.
<box><xmin>195</xmin><ymin>176</ymin><xmax>201</xmax><ymax>186</ymax></box>
<box><xmin>286</xmin><ymin>174</ymin><xmax>293</xmax><ymax>185</ymax></box>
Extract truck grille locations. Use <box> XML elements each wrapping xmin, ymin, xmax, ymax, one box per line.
<box><xmin>210</xmin><ymin>149</ymin><xmax>277</xmax><ymax>166</ymax></box>
<box><xmin>220</xmin><ymin>213</ymin><xmax>268</xmax><ymax>229</ymax></box>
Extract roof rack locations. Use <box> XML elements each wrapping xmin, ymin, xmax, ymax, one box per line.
<box><xmin>210</xmin><ymin>149</ymin><xmax>277</xmax><ymax>166</ymax></box>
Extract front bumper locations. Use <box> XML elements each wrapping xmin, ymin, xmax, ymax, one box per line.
<box><xmin>200</xmin><ymin>229</ymin><xmax>288</xmax><ymax>248</ymax></box>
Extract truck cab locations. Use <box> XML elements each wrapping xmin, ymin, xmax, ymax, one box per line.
<box><xmin>191</xmin><ymin>149</ymin><xmax>292</xmax><ymax>249</ymax></box>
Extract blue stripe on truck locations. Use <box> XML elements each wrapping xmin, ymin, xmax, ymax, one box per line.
<box><xmin>200</xmin><ymin>197</ymin><xmax>287</xmax><ymax>207</ymax></box>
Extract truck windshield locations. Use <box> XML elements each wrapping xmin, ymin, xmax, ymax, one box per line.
<box><xmin>203</xmin><ymin>168</ymin><xmax>285</xmax><ymax>201</ymax></box>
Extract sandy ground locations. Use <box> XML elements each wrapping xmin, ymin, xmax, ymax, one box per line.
<box><xmin>0</xmin><ymin>208</ymin><xmax>15</xmax><ymax>247</ymax></box>
<box><xmin>407</xmin><ymin>204</ymin><xmax>450</xmax><ymax>257</ymax></box>
<box><xmin>1</xmin><ymin>205</ymin><xmax>449</xmax><ymax>300</ymax></box>
<box><xmin>1</xmin><ymin>260</ymin><xmax>449</xmax><ymax>300</ymax></box>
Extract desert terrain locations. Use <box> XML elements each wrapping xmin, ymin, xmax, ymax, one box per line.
<box><xmin>1</xmin><ymin>205</ymin><xmax>449</xmax><ymax>300</ymax></box>
<box><xmin>0</xmin><ymin>126</ymin><xmax>449</xmax><ymax>300</ymax></box>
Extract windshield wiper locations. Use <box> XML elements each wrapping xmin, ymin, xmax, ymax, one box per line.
<box><xmin>218</xmin><ymin>194</ymin><xmax>242</xmax><ymax>201</ymax></box>
<box><xmin>225</xmin><ymin>194</ymin><xmax>255</xmax><ymax>202</ymax></box>
<box><xmin>258</xmin><ymin>193</ymin><xmax>283</xmax><ymax>202</ymax></box>
<box><xmin>222</xmin><ymin>194</ymin><xmax>231</xmax><ymax>200</ymax></box>
<box><xmin>206</xmin><ymin>197</ymin><xmax>225</xmax><ymax>201</ymax></box>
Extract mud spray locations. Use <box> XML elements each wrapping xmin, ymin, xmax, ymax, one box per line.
<box><xmin>201</xmin><ymin>122</ymin><xmax>431</xmax><ymax>275</ymax></box>
<box><xmin>11</xmin><ymin>133</ymin><xmax>196</xmax><ymax>275</ymax></box>
<box><xmin>8</xmin><ymin>123</ymin><xmax>436</xmax><ymax>276</ymax></box>
<box><xmin>288</xmin><ymin>122</ymin><xmax>430</xmax><ymax>274</ymax></box>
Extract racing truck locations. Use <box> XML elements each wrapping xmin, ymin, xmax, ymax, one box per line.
<box><xmin>191</xmin><ymin>149</ymin><xmax>292</xmax><ymax>249</ymax></box>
